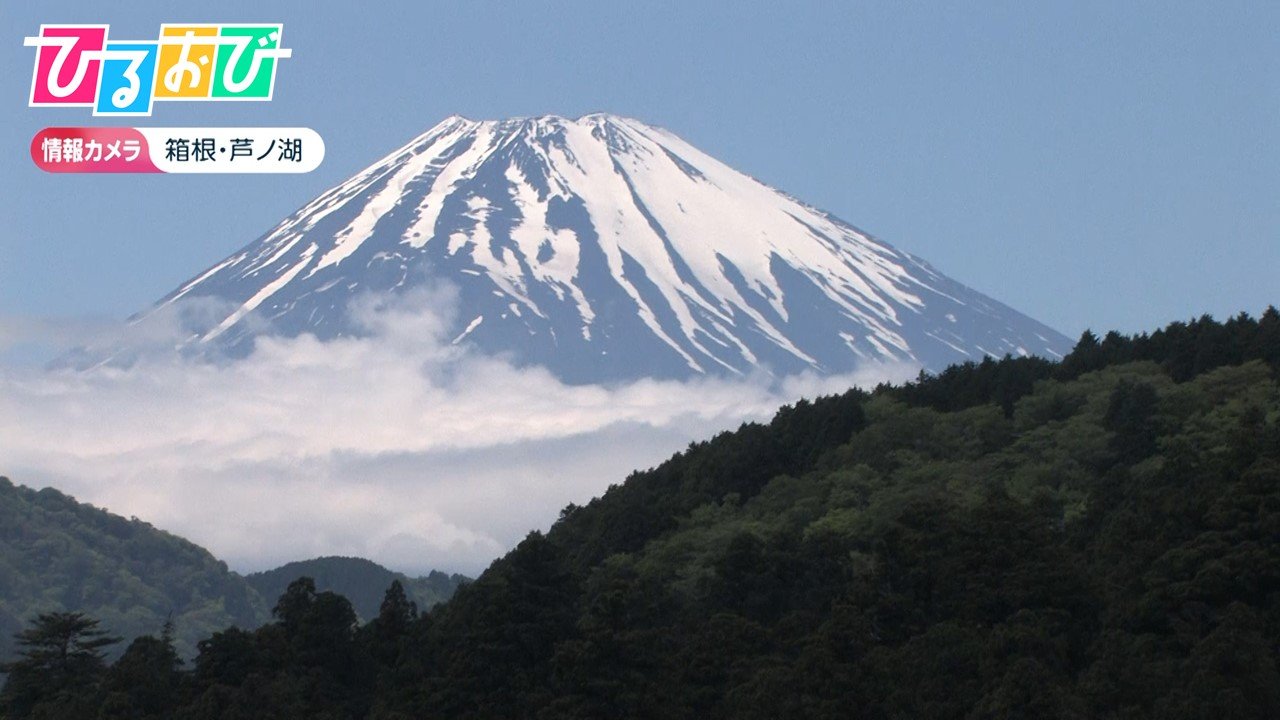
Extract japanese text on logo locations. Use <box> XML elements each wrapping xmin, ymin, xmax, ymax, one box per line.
<box><xmin>24</xmin><ymin>24</ymin><xmax>291</xmax><ymax>116</ymax></box>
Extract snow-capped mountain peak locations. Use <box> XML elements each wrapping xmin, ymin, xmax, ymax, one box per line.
<box><xmin>149</xmin><ymin>113</ymin><xmax>1071</xmax><ymax>382</ymax></box>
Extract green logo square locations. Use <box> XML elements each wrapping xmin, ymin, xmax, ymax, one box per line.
<box><xmin>212</xmin><ymin>26</ymin><xmax>281</xmax><ymax>99</ymax></box>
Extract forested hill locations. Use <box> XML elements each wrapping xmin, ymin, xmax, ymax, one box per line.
<box><xmin>0</xmin><ymin>487</ymin><xmax>469</xmax><ymax>665</ymax></box>
<box><xmin>0</xmin><ymin>479</ymin><xmax>268</xmax><ymax>661</ymax></box>
<box><xmin>245</xmin><ymin>557</ymin><xmax>467</xmax><ymax>621</ymax></box>
<box><xmin>3</xmin><ymin>308</ymin><xmax>1279</xmax><ymax>719</ymax></box>
<box><xmin>407</xmin><ymin>310</ymin><xmax>1280</xmax><ymax>719</ymax></box>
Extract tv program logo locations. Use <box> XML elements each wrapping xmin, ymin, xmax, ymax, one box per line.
<box><xmin>24</xmin><ymin>24</ymin><xmax>292</xmax><ymax>116</ymax></box>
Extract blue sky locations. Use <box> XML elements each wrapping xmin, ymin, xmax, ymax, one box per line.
<box><xmin>1</xmin><ymin>0</ymin><xmax>1276</xmax><ymax>338</ymax></box>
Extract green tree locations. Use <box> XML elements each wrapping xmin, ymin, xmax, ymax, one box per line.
<box><xmin>0</xmin><ymin>612</ymin><xmax>120</xmax><ymax>719</ymax></box>
<box><xmin>1104</xmin><ymin>379</ymin><xmax>1160</xmax><ymax>463</ymax></box>
<box><xmin>99</xmin><ymin>620</ymin><xmax>184</xmax><ymax>720</ymax></box>
<box><xmin>365</xmin><ymin>580</ymin><xmax>418</xmax><ymax>667</ymax></box>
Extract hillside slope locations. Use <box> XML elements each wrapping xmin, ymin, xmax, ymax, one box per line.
<box><xmin>0</xmin><ymin>487</ymin><xmax>469</xmax><ymax>665</ymax></box>
<box><xmin>0</xmin><ymin>480</ymin><xmax>269</xmax><ymax>660</ymax></box>
<box><xmin>397</xmin><ymin>310</ymin><xmax>1280</xmax><ymax>719</ymax></box>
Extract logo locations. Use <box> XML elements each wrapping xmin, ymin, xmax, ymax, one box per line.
<box><xmin>24</xmin><ymin>24</ymin><xmax>292</xmax><ymax>116</ymax></box>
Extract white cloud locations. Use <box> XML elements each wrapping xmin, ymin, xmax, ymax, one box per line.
<box><xmin>0</xmin><ymin>290</ymin><xmax>917</xmax><ymax>575</ymax></box>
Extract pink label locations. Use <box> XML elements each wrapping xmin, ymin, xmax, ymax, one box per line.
<box><xmin>31</xmin><ymin>127</ymin><xmax>162</xmax><ymax>173</ymax></box>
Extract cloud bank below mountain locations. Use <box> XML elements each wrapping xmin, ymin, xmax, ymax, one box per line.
<box><xmin>0</xmin><ymin>290</ymin><xmax>916</xmax><ymax>575</ymax></box>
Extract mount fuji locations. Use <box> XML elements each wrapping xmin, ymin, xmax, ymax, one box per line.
<box><xmin>143</xmin><ymin>114</ymin><xmax>1071</xmax><ymax>383</ymax></box>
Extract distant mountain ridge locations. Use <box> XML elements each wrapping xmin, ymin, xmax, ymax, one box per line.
<box><xmin>245</xmin><ymin>556</ymin><xmax>468</xmax><ymax>622</ymax></box>
<box><xmin>0</xmin><ymin>478</ymin><xmax>467</xmax><ymax>662</ymax></box>
<box><xmin>133</xmin><ymin>113</ymin><xmax>1071</xmax><ymax>382</ymax></box>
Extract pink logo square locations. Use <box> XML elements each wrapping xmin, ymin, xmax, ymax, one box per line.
<box><xmin>28</xmin><ymin>26</ymin><xmax>108</xmax><ymax>106</ymax></box>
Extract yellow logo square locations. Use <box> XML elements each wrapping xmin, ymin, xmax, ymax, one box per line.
<box><xmin>155</xmin><ymin>26</ymin><xmax>217</xmax><ymax>99</ymax></box>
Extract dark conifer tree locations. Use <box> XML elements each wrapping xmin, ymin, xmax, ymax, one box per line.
<box><xmin>98</xmin><ymin>620</ymin><xmax>184</xmax><ymax>720</ymax></box>
<box><xmin>0</xmin><ymin>612</ymin><xmax>120</xmax><ymax>718</ymax></box>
